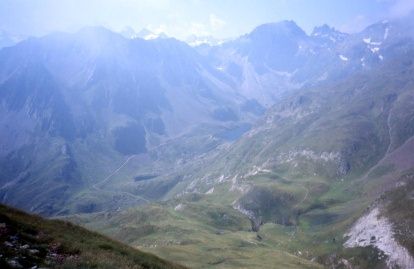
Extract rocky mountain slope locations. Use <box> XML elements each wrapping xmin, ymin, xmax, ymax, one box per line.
<box><xmin>1</xmin><ymin>16</ymin><xmax>409</xmax><ymax>217</ymax></box>
<box><xmin>0</xmin><ymin>27</ymin><xmax>259</xmax><ymax>215</ymax></box>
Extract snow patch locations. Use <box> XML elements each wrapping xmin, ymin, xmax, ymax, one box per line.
<box><xmin>217</xmin><ymin>175</ymin><xmax>225</xmax><ymax>183</ymax></box>
<box><xmin>174</xmin><ymin>203</ymin><xmax>185</xmax><ymax>211</ymax></box>
<box><xmin>344</xmin><ymin>207</ymin><xmax>414</xmax><ymax>269</ymax></box>
<box><xmin>278</xmin><ymin>149</ymin><xmax>341</xmax><ymax>163</ymax></box>
<box><xmin>339</xmin><ymin>55</ymin><xmax>348</xmax><ymax>61</ymax></box>
<box><xmin>244</xmin><ymin>165</ymin><xmax>272</xmax><ymax>178</ymax></box>
<box><xmin>363</xmin><ymin>37</ymin><xmax>382</xmax><ymax>46</ymax></box>
<box><xmin>361</xmin><ymin>57</ymin><xmax>366</xmax><ymax>67</ymax></box>
<box><xmin>363</xmin><ymin>37</ymin><xmax>371</xmax><ymax>44</ymax></box>
<box><xmin>370</xmin><ymin>47</ymin><xmax>380</xmax><ymax>53</ymax></box>
<box><xmin>143</xmin><ymin>33</ymin><xmax>163</xmax><ymax>40</ymax></box>
<box><xmin>206</xmin><ymin>187</ymin><xmax>214</xmax><ymax>194</ymax></box>
<box><xmin>384</xmin><ymin>27</ymin><xmax>389</xmax><ymax>40</ymax></box>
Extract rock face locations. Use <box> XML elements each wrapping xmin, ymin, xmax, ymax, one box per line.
<box><xmin>344</xmin><ymin>207</ymin><xmax>414</xmax><ymax>269</ymax></box>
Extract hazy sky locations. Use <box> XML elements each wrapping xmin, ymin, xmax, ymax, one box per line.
<box><xmin>1</xmin><ymin>0</ymin><xmax>414</xmax><ymax>40</ymax></box>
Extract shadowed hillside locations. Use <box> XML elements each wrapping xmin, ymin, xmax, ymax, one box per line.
<box><xmin>0</xmin><ymin>204</ymin><xmax>186</xmax><ymax>269</ymax></box>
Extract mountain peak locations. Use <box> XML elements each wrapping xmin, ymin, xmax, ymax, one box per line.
<box><xmin>136</xmin><ymin>28</ymin><xmax>168</xmax><ymax>40</ymax></box>
<box><xmin>185</xmin><ymin>34</ymin><xmax>225</xmax><ymax>47</ymax></box>
<box><xmin>312</xmin><ymin>24</ymin><xmax>333</xmax><ymax>35</ymax></box>
<box><xmin>0</xmin><ymin>29</ymin><xmax>18</xmax><ymax>48</ymax></box>
<box><xmin>137</xmin><ymin>28</ymin><xmax>153</xmax><ymax>38</ymax></box>
<box><xmin>249</xmin><ymin>20</ymin><xmax>306</xmax><ymax>39</ymax></box>
<box><xmin>120</xmin><ymin>26</ymin><xmax>138</xmax><ymax>39</ymax></box>
<box><xmin>312</xmin><ymin>24</ymin><xmax>346</xmax><ymax>36</ymax></box>
<box><xmin>77</xmin><ymin>26</ymin><xmax>121</xmax><ymax>40</ymax></box>
<box><xmin>311</xmin><ymin>24</ymin><xmax>348</xmax><ymax>43</ymax></box>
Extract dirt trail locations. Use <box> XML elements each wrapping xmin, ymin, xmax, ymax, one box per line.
<box><xmin>92</xmin><ymin>155</ymin><xmax>136</xmax><ymax>190</ymax></box>
<box><xmin>296</xmin><ymin>185</ymin><xmax>309</xmax><ymax>208</ymax></box>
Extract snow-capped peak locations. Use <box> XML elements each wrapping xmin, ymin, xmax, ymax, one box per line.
<box><xmin>120</xmin><ymin>27</ymin><xmax>168</xmax><ymax>40</ymax></box>
<box><xmin>137</xmin><ymin>28</ymin><xmax>168</xmax><ymax>40</ymax></box>
<box><xmin>185</xmin><ymin>35</ymin><xmax>226</xmax><ymax>47</ymax></box>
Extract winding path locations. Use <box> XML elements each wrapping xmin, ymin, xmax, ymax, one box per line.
<box><xmin>91</xmin><ymin>155</ymin><xmax>136</xmax><ymax>191</ymax></box>
<box><xmin>89</xmin><ymin>154</ymin><xmax>151</xmax><ymax>204</ymax></box>
<box><xmin>295</xmin><ymin>184</ymin><xmax>309</xmax><ymax>208</ymax></box>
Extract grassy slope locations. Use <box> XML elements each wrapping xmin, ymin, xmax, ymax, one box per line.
<box><xmin>70</xmin><ymin>170</ymin><xmax>387</xmax><ymax>268</ymax></box>
<box><xmin>0</xmin><ymin>204</ymin><xmax>186</xmax><ymax>269</ymax></box>
<box><xmin>69</xmin><ymin>50</ymin><xmax>414</xmax><ymax>269</ymax></box>
<box><xmin>71</xmin><ymin>193</ymin><xmax>323</xmax><ymax>269</ymax></box>
<box><xmin>70</xmin><ymin>164</ymin><xmax>395</xmax><ymax>268</ymax></box>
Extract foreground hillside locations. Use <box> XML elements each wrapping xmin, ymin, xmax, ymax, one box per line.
<box><xmin>0</xmin><ymin>204</ymin><xmax>185</xmax><ymax>269</ymax></box>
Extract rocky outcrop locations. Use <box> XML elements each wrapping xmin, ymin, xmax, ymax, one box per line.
<box><xmin>344</xmin><ymin>207</ymin><xmax>414</xmax><ymax>269</ymax></box>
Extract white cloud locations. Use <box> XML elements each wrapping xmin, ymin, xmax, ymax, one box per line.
<box><xmin>146</xmin><ymin>21</ymin><xmax>210</xmax><ymax>39</ymax></box>
<box><xmin>153</xmin><ymin>14</ymin><xmax>225</xmax><ymax>40</ymax></box>
<box><xmin>209</xmin><ymin>14</ymin><xmax>225</xmax><ymax>30</ymax></box>
<box><xmin>189</xmin><ymin>22</ymin><xmax>210</xmax><ymax>36</ymax></box>
<box><xmin>148</xmin><ymin>24</ymin><xmax>168</xmax><ymax>34</ymax></box>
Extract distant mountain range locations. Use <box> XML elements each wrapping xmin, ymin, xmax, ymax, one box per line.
<box><xmin>1</xmin><ymin>14</ymin><xmax>414</xmax><ymax>269</ymax></box>
<box><xmin>120</xmin><ymin>27</ymin><xmax>169</xmax><ymax>40</ymax></box>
